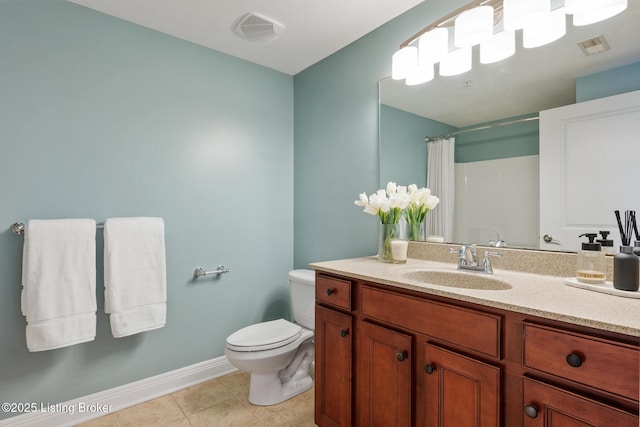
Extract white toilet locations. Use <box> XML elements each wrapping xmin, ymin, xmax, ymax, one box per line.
<box><xmin>224</xmin><ymin>269</ymin><xmax>315</xmax><ymax>406</ymax></box>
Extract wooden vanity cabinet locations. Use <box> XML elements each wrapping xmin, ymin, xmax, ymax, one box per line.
<box><xmin>359</xmin><ymin>284</ymin><xmax>502</xmax><ymax>427</ymax></box>
<box><xmin>314</xmin><ymin>272</ymin><xmax>639</xmax><ymax>427</ymax></box>
<box><xmin>315</xmin><ymin>275</ymin><xmax>354</xmax><ymax>427</ymax></box>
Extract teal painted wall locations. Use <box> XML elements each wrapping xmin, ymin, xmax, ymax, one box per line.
<box><xmin>293</xmin><ymin>0</ymin><xmax>469</xmax><ymax>267</ymax></box>
<box><xmin>0</xmin><ymin>1</ymin><xmax>293</xmax><ymax>420</ymax></box>
<box><xmin>455</xmin><ymin>114</ymin><xmax>540</xmax><ymax>163</ymax></box>
<box><xmin>576</xmin><ymin>60</ymin><xmax>640</xmax><ymax>102</ymax></box>
<box><xmin>379</xmin><ymin>104</ymin><xmax>456</xmax><ymax>188</ymax></box>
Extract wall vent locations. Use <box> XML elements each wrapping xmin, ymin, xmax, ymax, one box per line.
<box><xmin>233</xmin><ymin>12</ymin><xmax>284</xmax><ymax>43</ymax></box>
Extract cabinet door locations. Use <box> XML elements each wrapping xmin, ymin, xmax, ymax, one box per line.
<box><xmin>315</xmin><ymin>305</ymin><xmax>353</xmax><ymax>427</ymax></box>
<box><xmin>423</xmin><ymin>343</ymin><xmax>500</xmax><ymax>427</ymax></box>
<box><xmin>358</xmin><ymin>321</ymin><xmax>412</xmax><ymax>427</ymax></box>
<box><xmin>523</xmin><ymin>377</ymin><xmax>638</xmax><ymax>427</ymax></box>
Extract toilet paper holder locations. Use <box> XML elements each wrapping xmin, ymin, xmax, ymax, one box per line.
<box><xmin>193</xmin><ymin>265</ymin><xmax>230</xmax><ymax>279</ymax></box>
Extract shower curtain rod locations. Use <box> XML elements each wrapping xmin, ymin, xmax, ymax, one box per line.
<box><xmin>425</xmin><ymin>115</ymin><xmax>539</xmax><ymax>143</ymax></box>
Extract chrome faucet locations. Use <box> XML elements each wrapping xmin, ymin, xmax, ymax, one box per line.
<box><xmin>450</xmin><ymin>244</ymin><xmax>502</xmax><ymax>274</ymax></box>
<box><xmin>489</xmin><ymin>239</ymin><xmax>507</xmax><ymax>248</ymax></box>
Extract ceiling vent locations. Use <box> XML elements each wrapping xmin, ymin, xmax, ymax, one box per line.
<box><xmin>578</xmin><ymin>35</ymin><xmax>611</xmax><ymax>56</ymax></box>
<box><xmin>233</xmin><ymin>13</ymin><xmax>284</xmax><ymax>43</ymax></box>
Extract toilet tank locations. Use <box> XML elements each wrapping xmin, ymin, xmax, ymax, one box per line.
<box><xmin>288</xmin><ymin>269</ymin><xmax>316</xmax><ymax>330</ymax></box>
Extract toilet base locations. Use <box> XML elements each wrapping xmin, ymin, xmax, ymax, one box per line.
<box><xmin>248</xmin><ymin>372</ymin><xmax>313</xmax><ymax>406</ymax></box>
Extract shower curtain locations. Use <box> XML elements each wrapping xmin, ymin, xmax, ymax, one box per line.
<box><xmin>426</xmin><ymin>137</ymin><xmax>455</xmax><ymax>242</ymax></box>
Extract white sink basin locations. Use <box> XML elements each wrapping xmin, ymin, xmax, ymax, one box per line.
<box><xmin>403</xmin><ymin>270</ymin><xmax>512</xmax><ymax>290</ymax></box>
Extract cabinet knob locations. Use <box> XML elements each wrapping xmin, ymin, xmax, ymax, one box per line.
<box><xmin>340</xmin><ymin>329</ymin><xmax>349</xmax><ymax>337</ymax></box>
<box><xmin>424</xmin><ymin>363</ymin><xmax>435</xmax><ymax>374</ymax></box>
<box><xmin>566</xmin><ymin>353</ymin><xmax>583</xmax><ymax>368</ymax></box>
<box><xmin>326</xmin><ymin>288</ymin><xmax>335</xmax><ymax>296</ymax></box>
<box><xmin>396</xmin><ymin>351</ymin><xmax>408</xmax><ymax>362</ymax></box>
<box><xmin>524</xmin><ymin>405</ymin><xmax>538</xmax><ymax>418</ymax></box>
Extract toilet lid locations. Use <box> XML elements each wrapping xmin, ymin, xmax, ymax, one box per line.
<box><xmin>226</xmin><ymin>319</ymin><xmax>302</xmax><ymax>352</ymax></box>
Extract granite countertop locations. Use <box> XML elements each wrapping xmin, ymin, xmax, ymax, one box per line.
<box><xmin>310</xmin><ymin>256</ymin><xmax>640</xmax><ymax>337</ymax></box>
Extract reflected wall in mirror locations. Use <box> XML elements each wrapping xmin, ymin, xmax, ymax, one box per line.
<box><xmin>379</xmin><ymin>1</ymin><xmax>640</xmax><ymax>252</ymax></box>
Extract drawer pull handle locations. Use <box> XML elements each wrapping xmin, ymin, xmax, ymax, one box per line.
<box><xmin>566</xmin><ymin>353</ymin><xmax>583</xmax><ymax>368</ymax></box>
<box><xmin>396</xmin><ymin>351</ymin><xmax>408</xmax><ymax>362</ymax></box>
<box><xmin>524</xmin><ymin>405</ymin><xmax>538</xmax><ymax>418</ymax></box>
<box><xmin>326</xmin><ymin>288</ymin><xmax>335</xmax><ymax>296</ymax></box>
<box><xmin>340</xmin><ymin>329</ymin><xmax>349</xmax><ymax>337</ymax></box>
<box><xmin>424</xmin><ymin>364</ymin><xmax>435</xmax><ymax>374</ymax></box>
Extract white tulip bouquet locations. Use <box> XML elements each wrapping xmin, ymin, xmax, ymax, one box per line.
<box><xmin>404</xmin><ymin>184</ymin><xmax>440</xmax><ymax>240</ymax></box>
<box><xmin>354</xmin><ymin>181</ymin><xmax>410</xmax><ymax>224</ymax></box>
<box><xmin>355</xmin><ymin>182</ymin><xmax>439</xmax><ymax>260</ymax></box>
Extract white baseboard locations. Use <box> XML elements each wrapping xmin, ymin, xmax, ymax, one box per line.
<box><xmin>0</xmin><ymin>356</ymin><xmax>236</xmax><ymax>427</ymax></box>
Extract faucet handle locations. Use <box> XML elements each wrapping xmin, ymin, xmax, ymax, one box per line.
<box><xmin>449</xmin><ymin>245</ymin><xmax>466</xmax><ymax>259</ymax></box>
<box><xmin>468</xmin><ymin>243</ymin><xmax>478</xmax><ymax>263</ymax></box>
<box><xmin>482</xmin><ymin>250</ymin><xmax>502</xmax><ymax>273</ymax></box>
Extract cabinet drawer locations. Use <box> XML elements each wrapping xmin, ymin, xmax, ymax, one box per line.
<box><xmin>523</xmin><ymin>377</ymin><xmax>638</xmax><ymax>427</ymax></box>
<box><xmin>316</xmin><ymin>274</ymin><xmax>352</xmax><ymax>310</ymax></box>
<box><xmin>361</xmin><ymin>285</ymin><xmax>501</xmax><ymax>358</ymax></box>
<box><xmin>523</xmin><ymin>322</ymin><xmax>639</xmax><ymax>401</ymax></box>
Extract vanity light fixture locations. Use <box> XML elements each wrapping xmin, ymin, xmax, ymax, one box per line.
<box><xmin>522</xmin><ymin>7</ymin><xmax>566</xmax><ymax>49</ymax></box>
<box><xmin>418</xmin><ymin>27</ymin><xmax>449</xmax><ymax>65</ymax></box>
<box><xmin>406</xmin><ymin>62</ymin><xmax>435</xmax><ymax>85</ymax></box>
<box><xmin>565</xmin><ymin>0</ymin><xmax>628</xmax><ymax>26</ymax></box>
<box><xmin>391</xmin><ymin>0</ymin><xmax>628</xmax><ymax>86</ymax></box>
<box><xmin>454</xmin><ymin>5</ymin><xmax>495</xmax><ymax>47</ymax></box>
<box><xmin>503</xmin><ymin>0</ymin><xmax>549</xmax><ymax>31</ymax></box>
<box><xmin>480</xmin><ymin>29</ymin><xmax>515</xmax><ymax>63</ymax></box>
<box><xmin>440</xmin><ymin>46</ymin><xmax>472</xmax><ymax>76</ymax></box>
<box><xmin>391</xmin><ymin>46</ymin><xmax>418</xmax><ymax>80</ymax></box>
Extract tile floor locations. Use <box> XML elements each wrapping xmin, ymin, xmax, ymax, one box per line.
<box><xmin>74</xmin><ymin>371</ymin><xmax>317</xmax><ymax>427</ymax></box>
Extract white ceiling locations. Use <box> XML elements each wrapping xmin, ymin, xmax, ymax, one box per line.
<box><xmin>67</xmin><ymin>0</ymin><xmax>424</xmax><ymax>75</ymax></box>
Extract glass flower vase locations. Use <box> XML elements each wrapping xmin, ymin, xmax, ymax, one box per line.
<box><xmin>406</xmin><ymin>220</ymin><xmax>426</xmax><ymax>241</ymax></box>
<box><xmin>378</xmin><ymin>222</ymin><xmax>408</xmax><ymax>263</ymax></box>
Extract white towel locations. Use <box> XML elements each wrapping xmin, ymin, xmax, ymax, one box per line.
<box><xmin>21</xmin><ymin>219</ymin><xmax>97</xmax><ymax>352</ymax></box>
<box><xmin>104</xmin><ymin>217</ymin><xmax>167</xmax><ymax>338</ymax></box>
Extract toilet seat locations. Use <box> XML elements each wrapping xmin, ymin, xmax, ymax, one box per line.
<box><xmin>226</xmin><ymin>319</ymin><xmax>302</xmax><ymax>352</ymax></box>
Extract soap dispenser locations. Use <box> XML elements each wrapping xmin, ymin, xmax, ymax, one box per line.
<box><xmin>596</xmin><ymin>231</ymin><xmax>615</xmax><ymax>255</ymax></box>
<box><xmin>576</xmin><ymin>233</ymin><xmax>605</xmax><ymax>284</ymax></box>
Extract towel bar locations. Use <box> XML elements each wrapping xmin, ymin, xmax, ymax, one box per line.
<box><xmin>10</xmin><ymin>221</ymin><xmax>105</xmax><ymax>235</ymax></box>
<box><xmin>193</xmin><ymin>265</ymin><xmax>230</xmax><ymax>279</ymax></box>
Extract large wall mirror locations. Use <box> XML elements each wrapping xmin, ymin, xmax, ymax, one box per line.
<box><xmin>379</xmin><ymin>1</ymin><xmax>640</xmax><ymax>252</ymax></box>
